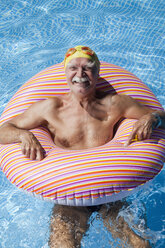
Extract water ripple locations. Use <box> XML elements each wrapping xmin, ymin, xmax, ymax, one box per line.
<box><xmin>0</xmin><ymin>0</ymin><xmax>165</xmax><ymax>247</ymax></box>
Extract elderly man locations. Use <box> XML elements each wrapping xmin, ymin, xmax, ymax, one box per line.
<box><xmin>0</xmin><ymin>45</ymin><xmax>164</xmax><ymax>247</ymax></box>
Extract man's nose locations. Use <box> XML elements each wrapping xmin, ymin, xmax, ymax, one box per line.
<box><xmin>77</xmin><ymin>68</ymin><xmax>84</xmax><ymax>77</ymax></box>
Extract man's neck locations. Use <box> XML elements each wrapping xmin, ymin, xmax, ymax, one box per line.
<box><xmin>68</xmin><ymin>92</ymin><xmax>96</xmax><ymax>110</ymax></box>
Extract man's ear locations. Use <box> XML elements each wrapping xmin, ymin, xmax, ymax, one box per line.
<box><xmin>96</xmin><ymin>69</ymin><xmax>100</xmax><ymax>79</ymax></box>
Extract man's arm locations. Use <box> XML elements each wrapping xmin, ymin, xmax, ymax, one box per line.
<box><xmin>0</xmin><ymin>100</ymin><xmax>48</xmax><ymax>160</ymax></box>
<box><xmin>111</xmin><ymin>94</ymin><xmax>165</xmax><ymax>146</ymax></box>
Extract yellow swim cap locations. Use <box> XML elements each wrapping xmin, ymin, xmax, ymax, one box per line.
<box><xmin>64</xmin><ymin>45</ymin><xmax>100</xmax><ymax>70</ymax></box>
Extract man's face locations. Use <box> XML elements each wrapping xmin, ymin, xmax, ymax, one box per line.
<box><xmin>65</xmin><ymin>57</ymin><xmax>99</xmax><ymax>97</ymax></box>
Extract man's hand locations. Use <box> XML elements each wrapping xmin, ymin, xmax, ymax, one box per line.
<box><xmin>124</xmin><ymin>113</ymin><xmax>155</xmax><ymax>146</ymax></box>
<box><xmin>20</xmin><ymin>131</ymin><xmax>45</xmax><ymax>160</ymax></box>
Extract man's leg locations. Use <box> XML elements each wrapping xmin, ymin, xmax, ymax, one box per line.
<box><xmin>49</xmin><ymin>204</ymin><xmax>91</xmax><ymax>248</ymax></box>
<box><xmin>99</xmin><ymin>201</ymin><xmax>151</xmax><ymax>248</ymax></box>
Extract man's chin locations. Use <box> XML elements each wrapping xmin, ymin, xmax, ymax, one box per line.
<box><xmin>77</xmin><ymin>88</ymin><xmax>95</xmax><ymax>98</ymax></box>
<box><xmin>70</xmin><ymin>84</ymin><xmax>95</xmax><ymax>98</ymax></box>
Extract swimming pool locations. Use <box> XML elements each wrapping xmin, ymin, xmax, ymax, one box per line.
<box><xmin>0</xmin><ymin>0</ymin><xmax>164</xmax><ymax>247</ymax></box>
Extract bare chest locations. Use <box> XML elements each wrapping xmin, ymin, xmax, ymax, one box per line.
<box><xmin>47</xmin><ymin>106</ymin><xmax>115</xmax><ymax>150</ymax></box>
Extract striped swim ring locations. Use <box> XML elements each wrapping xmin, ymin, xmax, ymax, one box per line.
<box><xmin>0</xmin><ymin>62</ymin><xmax>165</xmax><ymax>206</ymax></box>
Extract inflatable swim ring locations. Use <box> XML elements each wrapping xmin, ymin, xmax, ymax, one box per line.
<box><xmin>0</xmin><ymin>62</ymin><xmax>165</xmax><ymax>206</ymax></box>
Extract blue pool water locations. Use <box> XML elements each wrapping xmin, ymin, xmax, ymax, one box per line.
<box><xmin>0</xmin><ymin>0</ymin><xmax>165</xmax><ymax>247</ymax></box>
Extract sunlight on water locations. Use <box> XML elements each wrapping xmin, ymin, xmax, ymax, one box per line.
<box><xmin>0</xmin><ymin>0</ymin><xmax>164</xmax><ymax>247</ymax></box>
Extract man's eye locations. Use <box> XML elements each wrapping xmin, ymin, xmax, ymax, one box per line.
<box><xmin>70</xmin><ymin>66</ymin><xmax>77</xmax><ymax>70</ymax></box>
<box><xmin>84</xmin><ymin>67</ymin><xmax>92</xmax><ymax>71</ymax></box>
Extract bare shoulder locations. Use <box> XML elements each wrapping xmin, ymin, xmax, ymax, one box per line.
<box><xmin>104</xmin><ymin>94</ymin><xmax>139</xmax><ymax>115</ymax></box>
<box><xmin>111</xmin><ymin>93</ymin><xmax>131</xmax><ymax>101</ymax></box>
<box><xmin>99</xmin><ymin>92</ymin><xmax>137</xmax><ymax>108</ymax></box>
<box><xmin>23</xmin><ymin>97</ymin><xmax>63</xmax><ymax>117</ymax></box>
<box><xmin>110</xmin><ymin>94</ymin><xmax>136</xmax><ymax>106</ymax></box>
<box><xmin>100</xmin><ymin>93</ymin><xmax>130</xmax><ymax>105</ymax></box>
<box><xmin>43</xmin><ymin>97</ymin><xmax>63</xmax><ymax>109</ymax></box>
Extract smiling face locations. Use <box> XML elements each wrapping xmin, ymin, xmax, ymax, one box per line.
<box><xmin>65</xmin><ymin>57</ymin><xmax>99</xmax><ymax>98</ymax></box>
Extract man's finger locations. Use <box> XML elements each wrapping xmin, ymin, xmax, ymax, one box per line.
<box><xmin>124</xmin><ymin>132</ymin><xmax>137</xmax><ymax>147</ymax></box>
<box><xmin>30</xmin><ymin>148</ymin><xmax>37</xmax><ymax>160</ymax></box>
<box><xmin>36</xmin><ymin>150</ymin><xmax>44</xmax><ymax>161</ymax></box>
<box><xmin>21</xmin><ymin>145</ymin><xmax>26</xmax><ymax>155</ymax></box>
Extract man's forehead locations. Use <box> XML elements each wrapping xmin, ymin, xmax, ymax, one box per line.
<box><xmin>67</xmin><ymin>57</ymin><xmax>94</xmax><ymax>67</ymax></box>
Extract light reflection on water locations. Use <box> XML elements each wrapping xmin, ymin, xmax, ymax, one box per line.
<box><xmin>0</xmin><ymin>0</ymin><xmax>164</xmax><ymax>247</ymax></box>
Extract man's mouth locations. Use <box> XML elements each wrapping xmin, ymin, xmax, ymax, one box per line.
<box><xmin>73</xmin><ymin>81</ymin><xmax>90</xmax><ymax>88</ymax></box>
<box><xmin>72</xmin><ymin>76</ymin><xmax>90</xmax><ymax>88</ymax></box>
